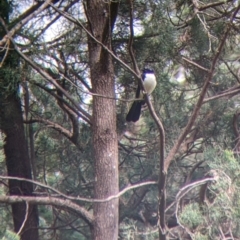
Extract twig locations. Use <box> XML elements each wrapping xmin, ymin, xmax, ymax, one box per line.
<box><xmin>182</xmin><ymin>56</ymin><xmax>210</xmax><ymax>72</ymax></box>
<box><xmin>203</xmin><ymin>86</ymin><xmax>240</xmax><ymax>103</ymax></box>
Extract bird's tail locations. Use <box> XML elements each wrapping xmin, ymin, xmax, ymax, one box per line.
<box><xmin>126</xmin><ymin>101</ymin><xmax>144</xmax><ymax>122</ymax></box>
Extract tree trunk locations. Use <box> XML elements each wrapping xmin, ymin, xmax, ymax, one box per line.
<box><xmin>86</xmin><ymin>1</ymin><xmax>119</xmax><ymax>239</ymax></box>
<box><xmin>0</xmin><ymin>1</ymin><xmax>39</xmax><ymax>238</ymax></box>
<box><xmin>0</xmin><ymin>94</ymin><xmax>39</xmax><ymax>240</ymax></box>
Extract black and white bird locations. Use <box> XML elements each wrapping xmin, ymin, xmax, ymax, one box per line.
<box><xmin>126</xmin><ymin>68</ymin><xmax>156</xmax><ymax>122</ymax></box>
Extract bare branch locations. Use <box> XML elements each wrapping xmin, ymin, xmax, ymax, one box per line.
<box><xmin>24</xmin><ymin>117</ymin><xmax>79</xmax><ymax>144</ymax></box>
<box><xmin>182</xmin><ymin>56</ymin><xmax>210</xmax><ymax>72</ymax></box>
<box><xmin>17</xmin><ymin>202</ymin><xmax>29</xmax><ymax>236</ymax></box>
<box><xmin>0</xmin><ymin>194</ymin><xmax>93</xmax><ymax>226</ymax></box>
<box><xmin>194</xmin><ymin>0</ymin><xmax>234</xmax><ymax>11</ymax></box>
<box><xmin>203</xmin><ymin>86</ymin><xmax>240</xmax><ymax>103</ymax></box>
<box><xmin>165</xmin><ymin>177</ymin><xmax>216</xmax><ymax>213</ymax></box>
<box><xmin>222</xmin><ymin>59</ymin><xmax>240</xmax><ymax>83</ymax></box>
<box><xmin>2</xmin><ymin>27</ymin><xmax>91</xmax><ymax>124</ymax></box>
<box><xmin>0</xmin><ymin>176</ymin><xmax>157</xmax><ymax>203</ymax></box>
<box><xmin>0</xmin><ymin>17</ymin><xmax>93</xmax><ymax>125</ymax></box>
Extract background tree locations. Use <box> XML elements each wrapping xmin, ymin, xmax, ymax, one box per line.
<box><xmin>0</xmin><ymin>1</ymin><xmax>39</xmax><ymax>239</ymax></box>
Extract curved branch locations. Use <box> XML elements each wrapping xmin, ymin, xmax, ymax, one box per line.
<box><xmin>0</xmin><ymin>175</ymin><xmax>156</xmax><ymax>203</ymax></box>
<box><xmin>0</xmin><ymin>195</ymin><xmax>93</xmax><ymax>226</ymax></box>
<box><xmin>24</xmin><ymin>117</ymin><xmax>82</xmax><ymax>150</ymax></box>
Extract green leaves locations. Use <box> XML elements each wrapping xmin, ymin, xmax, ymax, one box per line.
<box><xmin>2</xmin><ymin>230</ymin><xmax>20</xmax><ymax>240</ymax></box>
<box><xmin>179</xmin><ymin>203</ymin><xmax>204</xmax><ymax>229</ymax></box>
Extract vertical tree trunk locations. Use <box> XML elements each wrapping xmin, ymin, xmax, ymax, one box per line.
<box><xmin>0</xmin><ymin>94</ymin><xmax>39</xmax><ymax>240</ymax></box>
<box><xmin>0</xmin><ymin>1</ymin><xmax>39</xmax><ymax>239</ymax></box>
<box><xmin>86</xmin><ymin>1</ymin><xmax>119</xmax><ymax>239</ymax></box>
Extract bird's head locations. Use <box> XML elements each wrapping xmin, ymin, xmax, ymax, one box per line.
<box><xmin>142</xmin><ymin>68</ymin><xmax>154</xmax><ymax>74</ymax></box>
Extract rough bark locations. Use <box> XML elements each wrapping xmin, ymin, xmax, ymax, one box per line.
<box><xmin>0</xmin><ymin>94</ymin><xmax>39</xmax><ymax>240</ymax></box>
<box><xmin>86</xmin><ymin>1</ymin><xmax>119</xmax><ymax>239</ymax></box>
<box><xmin>0</xmin><ymin>1</ymin><xmax>39</xmax><ymax>238</ymax></box>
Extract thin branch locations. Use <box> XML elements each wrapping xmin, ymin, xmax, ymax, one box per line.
<box><xmin>182</xmin><ymin>56</ymin><xmax>210</xmax><ymax>72</ymax></box>
<box><xmin>24</xmin><ymin>117</ymin><xmax>81</xmax><ymax>146</ymax></box>
<box><xmin>222</xmin><ymin>59</ymin><xmax>240</xmax><ymax>83</ymax></box>
<box><xmin>0</xmin><ymin>175</ymin><xmax>156</xmax><ymax>203</ymax></box>
<box><xmin>176</xmin><ymin>177</ymin><xmax>216</xmax><ymax>200</ymax></box>
<box><xmin>32</xmin><ymin>0</ymin><xmax>79</xmax><ymax>42</ymax></box>
<box><xmin>0</xmin><ymin>194</ymin><xmax>93</xmax><ymax>226</ymax></box>
<box><xmin>195</xmin><ymin>0</ymin><xmax>233</xmax><ymax>11</ymax></box>
<box><xmin>203</xmin><ymin>86</ymin><xmax>240</xmax><ymax>103</ymax></box>
<box><xmin>17</xmin><ymin>202</ymin><xmax>29</xmax><ymax>236</ymax></box>
<box><xmin>58</xmin><ymin>72</ymin><xmax>139</xmax><ymax>102</ymax></box>
<box><xmin>165</xmin><ymin>176</ymin><xmax>215</xmax><ymax>213</ymax></box>
<box><xmin>6</xmin><ymin>45</ymin><xmax>90</xmax><ymax>124</ymax></box>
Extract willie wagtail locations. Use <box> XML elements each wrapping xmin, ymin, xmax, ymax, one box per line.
<box><xmin>126</xmin><ymin>68</ymin><xmax>156</xmax><ymax>122</ymax></box>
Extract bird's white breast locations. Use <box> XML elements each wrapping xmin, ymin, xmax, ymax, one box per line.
<box><xmin>143</xmin><ymin>73</ymin><xmax>157</xmax><ymax>94</ymax></box>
